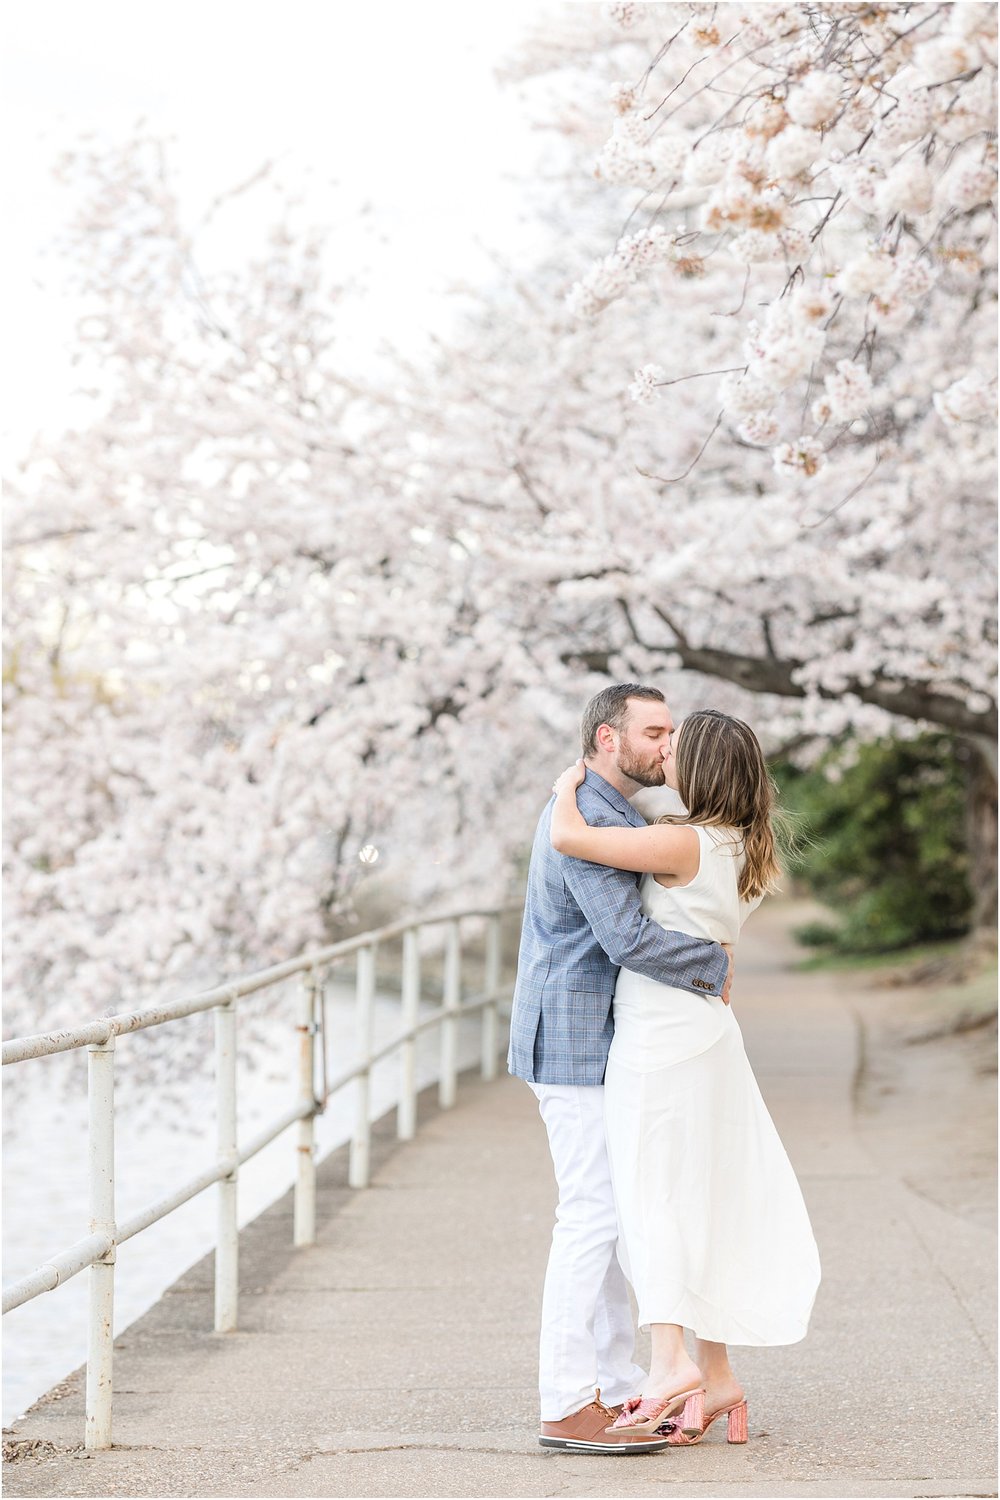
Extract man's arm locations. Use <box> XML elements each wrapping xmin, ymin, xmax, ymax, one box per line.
<box><xmin>561</xmin><ymin>850</ymin><xmax>730</xmax><ymax>997</ymax></box>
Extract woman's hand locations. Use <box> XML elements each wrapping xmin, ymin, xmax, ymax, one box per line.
<box><xmin>721</xmin><ymin>943</ymin><xmax>735</xmax><ymax>1006</ymax></box>
<box><xmin>552</xmin><ymin>760</ymin><xmax>586</xmax><ymax>796</ymax></box>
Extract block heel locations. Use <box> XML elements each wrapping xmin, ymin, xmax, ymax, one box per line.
<box><xmin>663</xmin><ymin>1396</ymin><xmax>749</xmax><ymax>1446</ymax></box>
<box><xmin>680</xmin><ymin>1389</ymin><xmax>705</xmax><ymax>1436</ymax></box>
<box><xmin>726</xmin><ymin>1400</ymin><xmax>748</xmax><ymax>1443</ymax></box>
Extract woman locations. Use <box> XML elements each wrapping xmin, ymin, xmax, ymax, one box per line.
<box><xmin>550</xmin><ymin>709</ymin><xmax>821</xmax><ymax>1442</ymax></box>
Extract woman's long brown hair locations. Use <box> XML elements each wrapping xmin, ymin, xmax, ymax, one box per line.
<box><xmin>656</xmin><ymin>709</ymin><xmax>784</xmax><ymax>901</ymax></box>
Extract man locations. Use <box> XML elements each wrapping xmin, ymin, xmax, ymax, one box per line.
<box><xmin>508</xmin><ymin>684</ymin><xmax>731</xmax><ymax>1455</ymax></box>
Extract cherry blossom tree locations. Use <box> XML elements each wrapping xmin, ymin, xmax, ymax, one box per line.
<box><xmin>4</xmin><ymin>2</ymin><xmax>997</xmax><ymax>1051</ymax></box>
<box><xmin>2</xmin><ymin>137</ymin><xmax>543</xmax><ymax>1044</ymax></box>
<box><xmin>500</xmin><ymin>2</ymin><xmax>996</xmax><ymax>722</ymax></box>
<box><xmin>479</xmin><ymin>0</ymin><xmax>997</xmax><ymax>914</ymax></box>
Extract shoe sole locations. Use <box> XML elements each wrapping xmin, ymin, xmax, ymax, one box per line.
<box><xmin>538</xmin><ymin>1436</ymin><xmax>670</xmax><ymax>1454</ymax></box>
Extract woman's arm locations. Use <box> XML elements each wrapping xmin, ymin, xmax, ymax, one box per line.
<box><xmin>549</xmin><ymin>762</ymin><xmax>700</xmax><ymax>877</ymax></box>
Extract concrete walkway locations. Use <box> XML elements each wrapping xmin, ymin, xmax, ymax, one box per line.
<box><xmin>4</xmin><ymin>908</ymin><xmax>996</xmax><ymax>1499</ymax></box>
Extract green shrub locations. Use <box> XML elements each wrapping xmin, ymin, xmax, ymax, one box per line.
<box><xmin>774</xmin><ymin>734</ymin><xmax>973</xmax><ymax>955</ymax></box>
<box><xmin>792</xmin><ymin>920</ymin><xmax>841</xmax><ymax>948</ymax></box>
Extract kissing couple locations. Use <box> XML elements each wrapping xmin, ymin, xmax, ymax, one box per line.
<box><xmin>508</xmin><ymin>683</ymin><xmax>821</xmax><ymax>1454</ymax></box>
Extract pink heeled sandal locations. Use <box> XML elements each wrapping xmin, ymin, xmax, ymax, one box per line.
<box><xmin>607</xmin><ymin>1387</ymin><xmax>705</xmax><ymax>1437</ymax></box>
<box><xmin>662</xmin><ymin>1397</ymin><xmax>748</xmax><ymax>1445</ymax></box>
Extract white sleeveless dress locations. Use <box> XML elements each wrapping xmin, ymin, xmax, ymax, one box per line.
<box><xmin>604</xmin><ymin>824</ymin><xmax>821</xmax><ymax>1345</ymax></box>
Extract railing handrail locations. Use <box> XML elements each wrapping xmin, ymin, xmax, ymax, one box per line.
<box><xmin>2</xmin><ymin>980</ymin><xmax>510</xmax><ymax>1319</ymax></box>
<box><xmin>1</xmin><ymin>903</ymin><xmax>521</xmax><ymax>1066</ymax></box>
<box><xmin>3</xmin><ymin>900</ymin><xmax>520</xmax><ymax>1449</ymax></box>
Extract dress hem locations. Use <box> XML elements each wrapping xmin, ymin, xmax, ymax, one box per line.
<box><xmin>636</xmin><ymin>1315</ymin><xmax>812</xmax><ymax>1348</ymax></box>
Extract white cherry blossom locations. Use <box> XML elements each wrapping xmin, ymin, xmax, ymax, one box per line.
<box><xmin>766</xmin><ymin>124</ymin><xmax>821</xmax><ymax>179</ymax></box>
<box><xmin>736</xmin><ymin>411</ymin><xmax>780</xmax><ymax>445</ymax></box>
<box><xmin>822</xmin><ymin>360</ymin><xmax>874</xmax><ymax>423</ymax></box>
<box><xmin>786</xmin><ymin>70</ymin><xmax>841</xmax><ymax>127</ymax></box>
<box><xmin>880</xmin><ymin>159</ymin><xmax>935</xmax><ymax>217</ymax></box>
<box><xmin>833</xmin><ymin>248</ymin><xmax>896</xmax><ymax>298</ymax></box>
<box><xmin>876</xmin><ymin>91</ymin><xmax>933</xmax><ymax>146</ymax></box>
<box><xmin>933</xmin><ymin>374</ymin><xmax>998</xmax><ymax>424</ymax></box>
<box><xmin>629</xmin><ymin>364</ymin><xmax>666</xmax><ymax>403</ymax></box>
<box><xmin>949</xmin><ymin>162</ymin><xmax>999</xmax><ymax>212</ymax></box>
<box><xmin>772</xmin><ymin>435</ymin><xmax>827</xmax><ymax>478</ymax></box>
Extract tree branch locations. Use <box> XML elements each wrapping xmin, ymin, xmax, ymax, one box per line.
<box><xmin>648</xmin><ymin>625</ymin><xmax>997</xmax><ymax>737</ymax></box>
<box><xmin>610</xmin><ymin>598</ymin><xmax>996</xmax><ymax>736</ymax></box>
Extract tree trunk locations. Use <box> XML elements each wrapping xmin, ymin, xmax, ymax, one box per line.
<box><xmin>962</xmin><ymin>738</ymin><xmax>998</xmax><ymax>935</ymax></box>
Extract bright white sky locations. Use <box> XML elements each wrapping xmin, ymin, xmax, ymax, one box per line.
<box><xmin>2</xmin><ymin>0</ymin><xmax>549</xmax><ymax>458</ymax></box>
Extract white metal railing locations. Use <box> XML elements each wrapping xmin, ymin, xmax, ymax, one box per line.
<box><xmin>2</xmin><ymin>903</ymin><xmax>518</xmax><ymax>1450</ymax></box>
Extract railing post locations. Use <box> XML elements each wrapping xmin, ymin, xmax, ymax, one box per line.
<box><xmin>439</xmin><ymin>920</ymin><xmax>461</xmax><ymax>1109</ymax></box>
<box><xmin>294</xmin><ymin>973</ymin><xmax>319</xmax><ymax>1246</ymax></box>
<box><xmin>398</xmin><ymin>927</ymin><xmax>420</xmax><ymax>1140</ymax></box>
<box><xmin>214</xmin><ymin>997</ymin><xmax>238</xmax><ymax>1330</ymax></box>
<box><xmin>481</xmin><ymin>914</ymin><xmax>501</xmax><ymax>1081</ymax></box>
<box><xmin>349</xmin><ymin>944</ymin><xmax>376</xmax><ymax>1188</ymax></box>
<box><xmin>85</xmin><ymin>1033</ymin><xmax>115</xmax><ymax>1452</ymax></box>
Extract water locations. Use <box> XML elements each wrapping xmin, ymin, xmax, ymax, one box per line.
<box><xmin>2</xmin><ymin>979</ymin><xmax>490</xmax><ymax>1424</ymax></box>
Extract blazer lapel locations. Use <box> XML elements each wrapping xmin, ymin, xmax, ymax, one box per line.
<box><xmin>583</xmin><ymin>769</ymin><xmax>647</xmax><ymax>826</ymax></box>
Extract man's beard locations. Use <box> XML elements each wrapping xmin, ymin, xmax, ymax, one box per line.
<box><xmin>616</xmin><ymin>740</ymin><xmax>666</xmax><ymax>788</ymax></box>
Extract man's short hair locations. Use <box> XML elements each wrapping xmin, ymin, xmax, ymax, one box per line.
<box><xmin>580</xmin><ymin>683</ymin><xmax>666</xmax><ymax>756</ymax></box>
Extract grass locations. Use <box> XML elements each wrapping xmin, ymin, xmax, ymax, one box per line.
<box><xmin>794</xmin><ymin>937</ymin><xmax>968</xmax><ymax>974</ymax></box>
<box><xmin>796</xmin><ymin>932</ymin><xmax>997</xmax><ymax>1042</ymax></box>
<box><xmin>920</xmin><ymin>964</ymin><xmax>999</xmax><ymax>1026</ymax></box>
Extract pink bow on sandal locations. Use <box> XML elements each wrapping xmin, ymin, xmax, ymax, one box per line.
<box><xmin>607</xmin><ymin>1388</ymin><xmax>705</xmax><ymax>1436</ymax></box>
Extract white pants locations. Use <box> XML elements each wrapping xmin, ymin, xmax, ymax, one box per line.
<box><xmin>529</xmin><ymin>1082</ymin><xmax>646</xmax><ymax>1421</ymax></box>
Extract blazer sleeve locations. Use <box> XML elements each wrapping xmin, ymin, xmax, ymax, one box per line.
<box><xmin>560</xmin><ymin>821</ymin><xmax>729</xmax><ymax>997</ymax></box>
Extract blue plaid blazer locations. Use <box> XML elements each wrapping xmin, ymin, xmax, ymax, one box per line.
<box><xmin>507</xmin><ymin>769</ymin><xmax>729</xmax><ymax>1085</ymax></box>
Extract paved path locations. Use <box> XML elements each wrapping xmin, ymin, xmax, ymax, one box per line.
<box><xmin>4</xmin><ymin>908</ymin><xmax>996</xmax><ymax>1499</ymax></box>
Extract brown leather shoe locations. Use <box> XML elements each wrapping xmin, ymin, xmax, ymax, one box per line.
<box><xmin>539</xmin><ymin>1390</ymin><xmax>670</xmax><ymax>1453</ymax></box>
